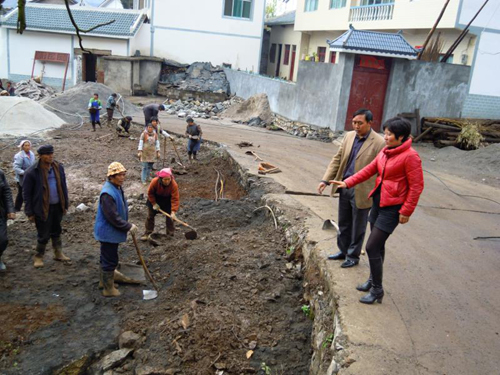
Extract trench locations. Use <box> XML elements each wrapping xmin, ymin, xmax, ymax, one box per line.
<box><xmin>0</xmin><ymin>126</ymin><xmax>343</xmax><ymax>375</ymax></box>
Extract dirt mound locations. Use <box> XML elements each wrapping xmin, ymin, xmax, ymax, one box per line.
<box><xmin>42</xmin><ymin>82</ymin><xmax>141</xmax><ymax>124</ymax></box>
<box><xmin>436</xmin><ymin>143</ymin><xmax>500</xmax><ymax>174</ymax></box>
<box><xmin>223</xmin><ymin>93</ymin><xmax>273</xmax><ymax>125</ymax></box>
<box><xmin>0</xmin><ymin>97</ymin><xmax>65</xmax><ymax>136</ymax></box>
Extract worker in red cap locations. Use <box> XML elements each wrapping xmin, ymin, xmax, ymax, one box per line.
<box><xmin>141</xmin><ymin>168</ymin><xmax>180</xmax><ymax>240</ymax></box>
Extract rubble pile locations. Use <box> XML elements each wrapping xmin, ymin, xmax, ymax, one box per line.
<box><xmin>222</xmin><ymin>93</ymin><xmax>274</xmax><ymax>127</ymax></box>
<box><xmin>0</xmin><ymin>97</ymin><xmax>65</xmax><ymax>136</ymax></box>
<box><xmin>273</xmin><ymin>115</ymin><xmax>337</xmax><ymax>142</ymax></box>
<box><xmin>14</xmin><ymin>79</ymin><xmax>56</xmax><ymax>101</ymax></box>
<box><xmin>42</xmin><ymin>82</ymin><xmax>141</xmax><ymax>124</ymax></box>
<box><xmin>163</xmin><ymin>96</ymin><xmax>243</xmax><ymax>119</ymax></box>
<box><xmin>159</xmin><ymin>61</ymin><xmax>230</xmax><ymax>94</ymax></box>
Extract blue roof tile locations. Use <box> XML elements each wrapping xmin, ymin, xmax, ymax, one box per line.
<box><xmin>266</xmin><ymin>11</ymin><xmax>295</xmax><ymax>26</ymax></box>
<box><xmin>2</xmin><ymin>4</ymin><xmax>145</xmax><ymax>38</ymax></box>
<box><xmin>327</xmin><ymin>26</ymin><xmax>417</xmax><ymax>57</ymax></box>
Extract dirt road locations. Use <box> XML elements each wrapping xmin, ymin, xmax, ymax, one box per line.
<box><xmin>161</xmin><ymin>114</ymin><xmax>500</xmax><ymax>375</ymax></box>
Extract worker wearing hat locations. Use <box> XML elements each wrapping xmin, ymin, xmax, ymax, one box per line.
<box><xmin>23</xmin><ymin>145</ymin><xmax>70</xmax><ymax>268</ymax></box>
<box><xmin>185</xmin><ymin>116</ymin><xmax>203</xmax><ymax>161</ymax></box>
<box><xmin>94</xmin><ymin>162</ymin><xmax>138</xmax><ymax>297</ymax></box>
<box><xmin>140</xmin><ymin>168</ymin><xmax>180</xmax><ymax>241</ymax></box>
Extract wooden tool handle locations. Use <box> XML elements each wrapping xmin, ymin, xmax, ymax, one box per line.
<box><xmin>131</xmin><ymin>233</ymin><xmax>159</xmax><ymax>292</ymax></box>
<box><xmin>158</xmin><ymin>208</ymin><xmax>194</xmax><ymax>230</ymax></box>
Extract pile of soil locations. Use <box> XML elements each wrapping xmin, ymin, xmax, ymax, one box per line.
<box><xmin>223</xmin><ymin>94</ymin><xmax>273</xmax><ymax>125</ymax></box>
<box><xmin>0</xmin><ymin>122</ymin><xmax>311</xmax><ymax>375</ymax></box>
<box><xmin>42</xmin><ymin>82</ymin><xmax>141</xmax><ymax>124</ymax></box>
<box><xmin>0</xmin><ymin>97</ymin><xmax>65</xmax><ymax>137</ymax></box>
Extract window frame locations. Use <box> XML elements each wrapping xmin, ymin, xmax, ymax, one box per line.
<box><xmin>223</xmin><ymin>0</ymin><xmax>253</xmax><ymax>20</ymax></box>
<box><xmin>304</xmin><ymin>0</ymin><xmax>319</xmax><ymax>12</ymax></box>
<box><xmin>317</xmin><ymin>46</ymin><xmax>326</xmax><ymax>63</ymax></box>
<box><xmin>330</xmin><ymin>0</ymin><xmax>347</xmax><ymax>9</ymax></box>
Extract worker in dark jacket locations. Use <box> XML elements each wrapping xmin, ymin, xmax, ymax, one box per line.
<box><xmin>94</xmin><ymin>162</ymin><xmax>138</xmax><ymax>297</ymax></box>
<box><xmin>141</xmin><ymin>168</ymin><xmax>180</xmax><ymax>240</ymax></box>
<box><xmin>185</xmin><ymin>116</ymin><xmax>203</xmax><ymax>161</ymax></box>
<box><xmin>23</xmin><ymin>145</ymin><xmax>70</xmax><ymax>268</ymax></box>
<box><xmin>117</xmin><ymin>116</ymin><xmax>132</xmax><ymax>134</ymax></box>
<box><xmin>143</xmin><ymin>103</ymin><xmax>165</xmax><ymax>126</ymax></box>
<box><xmin>0</xmin><ymin>169</ymin><xmax>16</xmax><ymax>271</ymax></box>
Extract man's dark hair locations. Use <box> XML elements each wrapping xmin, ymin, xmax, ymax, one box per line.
<box><xmin>126</xmin><ymin>116</ymin><xmax>132</xmax><ymax>121</ymax></box>
<box><xmin>150</xmin><ymin>116</ymin><xmax>158</xmax><ymax>122</ymax></box>
<box><xmin>353</xmin><ymin>108</ymin><xmax>373</xmax><ymax>123</ymax></box>
<box><xmin>383</xmin><ymin>117</ymin><xmax>412</xmax><ymax>142</ymax></box>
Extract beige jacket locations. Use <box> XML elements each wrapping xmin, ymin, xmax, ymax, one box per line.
<box><xmin>322</xmin><ymin>130</ymin><xmax>385</xmax><ymax>209</ymax></box>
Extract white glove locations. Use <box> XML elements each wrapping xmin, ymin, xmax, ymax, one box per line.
<box><xmin>129</xmin><ymin>224</ymin><xmax>138</xmax><ymax>236</ymax></box>
<box><xmin>153</xmin><ymin>203</ymin><xmax>160</xmax><ymax>211</ymax></box>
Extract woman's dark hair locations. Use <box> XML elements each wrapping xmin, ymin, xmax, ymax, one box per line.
<box><xmin>383</xmin><ymin>117</ymin><xmax>412</xmax><ymax>142</ymax></box>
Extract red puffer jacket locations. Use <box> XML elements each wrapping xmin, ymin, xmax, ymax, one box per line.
<box><xmin>344</xmin><ymin>139</ymin><xmax>424</xmax><ymax>217</ymax></box>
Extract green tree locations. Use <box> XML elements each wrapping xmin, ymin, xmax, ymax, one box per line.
<box><xmin>265</xmin><ymin>0</ymin><xmax>277</xmax><ymax>19</ymax></box>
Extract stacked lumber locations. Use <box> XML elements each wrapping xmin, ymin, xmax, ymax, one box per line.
<box><xmin>416</xmin><ymin>117</ymin><xmax>500</xmax><ymax>148</ymax></box>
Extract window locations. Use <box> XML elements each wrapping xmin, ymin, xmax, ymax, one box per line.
<box><xmin>439</xmin><ymin>54</ymin><xmax>454</xmax><ymax>63</ymax></box>
<box><xmin>317</xmin><ymin>47</ymin><xmax>326</xmax><ymax>63</ymax></box>
<box><xmin>224</xmin><ymin>0</ymin><xmax>252</xmax><ymax>19</ymax></box>
<box><xmin>284</xmin><ymin>45</ymin><xmax>291</xmax><ymax>65</ymax></box>
<box><xmin>304</xmin><ymin>0</ymin><xmax>318</xmax><ymax>12</ymax></box>
<box><xmin>330</xmin><ymin>0</ymin><xmax>346</xmax><ymax>9</ymax></box>
<box><xmin>329</xmin><ymin>51</ymin><xmax>336</xmax><ymax>64</ymax></box>
<box><xmin>270</xmin><ymin>44</ymin><xmax>277</xmax><ymax>63</ymax></box>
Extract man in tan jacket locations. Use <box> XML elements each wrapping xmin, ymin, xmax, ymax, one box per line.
<box><xmin>318</xmin><ymin>109</ymin><xmax>385</xmax><ymax>268</ymax></box>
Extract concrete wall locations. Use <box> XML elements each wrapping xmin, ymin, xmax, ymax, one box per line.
<box><xmin>104</xmin><ymin>59</ymin><xmax>133</xmax><ymax>95</ymax></box>
<box><xmin>104</xmin><ymin>58</ymin><xmax>162</xmax><ymax>95</ymax></box>
<box><xmin>383</xmin><ymin>59</ymin><xmax>470</xmax><ymax>121</ymax></box>
<box><xmin>139</xmin><ymin>60</ymin><xmax>162</xmax><ymax>93</ymax></box>
<box><xmin>225</xmin><ymin>55</ymin><xmax>354</xmax><ymax>131</ymax></box>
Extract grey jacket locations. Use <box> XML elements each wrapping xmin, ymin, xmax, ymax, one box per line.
<box><xmin>13</xmin><ymin>150</ymin><xmax>36</xmax><ymax>184</ymax></box>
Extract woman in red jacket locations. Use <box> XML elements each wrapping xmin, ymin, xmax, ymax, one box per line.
<box><xmin>332</xmin><ymin>117</ymin><xmax>424</xmax><ymax>305</ymax></box>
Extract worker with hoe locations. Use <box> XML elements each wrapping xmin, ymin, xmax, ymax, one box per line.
<box><xmin>185</xmin><ymin>116</ymin><xmax>203</xmax><ymax>161</ymax></box>
<box><xmin>318</xmin><ymin>109</ymin><xmax>385</xmax><ymax>268</ymax></box>
<box><xmin>94</xmin><ymin>162</ymin><xmax>138</xmax><ymax>297</ymax></box>
<box><xmin>106</xmin><ymin>93</ymin><xmax>120</xmax><ymax>126</ymax></box>
<box><xmin>150</xmin><ymin>117</ymin><xmax>174</xmax><ymax>140</ymax></box>
<box><xmin>143</xmin><ymin>103</ymin><xmax>165</xmax><ymax>127</ymax></box>
<box><xmin>138</xmin><ymin>123</ymin><xmax>160</xmax><ymax>184</ymax></box>
<box><xmin>0</xmin><ymin>167</ymin><xmax>15</xmax><ymax>271</ymax></box>
<box><xmin>117</xmin><ymin>116</ymin><xmax>133</xmax><ymax>135</ymax></box>
<box><xmin>88</xmin><ymin>93</ymin><xmax>103</xmax><ymax>131</ymax></box>
<box><xmin>141</xmin><ymin>168</ymin><xmax>180</xmax><ymax>241</ymax></box>
<box><xmin>23</xmin><ymin>145</ymin><xmax>71</xmax><ymax>268</ymax></box>
<box><xmin>12</xmin><ymin>140</ymin><xmax>36</xmax><ymax>212</ymax></box>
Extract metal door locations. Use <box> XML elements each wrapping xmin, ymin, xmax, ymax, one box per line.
<box><xmin>345</xmin><ymin>55</ymin><xmax>391</xmax><ymax>132</ymax></box>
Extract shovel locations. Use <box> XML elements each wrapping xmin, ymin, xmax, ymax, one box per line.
<box><xmin>158</xmin><ymin>208</ymin><xmax>198</xmax><ymax>240</ymax></box>
<box><xmin>322</xmin><ymin>219</ymin><xmax>339</xmax><ymax>231</ymax></box>
<box><xmin>131</xmin><ymin>233</ymin><xmax>159</xmax><ymax>299</ymax></box>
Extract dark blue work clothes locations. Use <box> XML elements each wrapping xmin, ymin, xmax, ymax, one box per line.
<box><xmin>100</xmin><ymin>242</ymin><xmax>119</xmax><ymax>272</ymax></box>
<box><xmin>0</xmin><ymin>170</ymin><xmax>14</xmax><ymax>257</ymax></box>
<box><xmin>343</xmin><ymin>129</ymin><xmax>371</xmax><ymax>179</ymax></box>
<box><xmin>48</xmin><ymin>168</ymin><xmax>60</xmax><ymax>205</ymax></box>
<box><xmin>35</xmin><ymin>204</ymin><xmax>63</xmax><ymax>246</ymax></box>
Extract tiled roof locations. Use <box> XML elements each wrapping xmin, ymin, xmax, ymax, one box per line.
<box><xmin>327</xmin><ymin>25</ymin><xmax>417</xmax><ymax>57</ymax></box>
<box><xmin>2</xmin><ymin>4</ymin><xmax>145</xmax><ymax>38</ymax></box>
<box><xmin>265</xmin><ymin>11</ymin><xmax>295</xmax><ymax>26</ymax></box>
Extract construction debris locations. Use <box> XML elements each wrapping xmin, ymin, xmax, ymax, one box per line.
<box><xmin>418</xmin><ymin>117</ymin><xmax>500</xmax><ymax>149</ymax></box>
<box><xmin>223</xmin><ymin>93</ymin><xmax>273</xmax><ymax>126</ymax></box>
<box><xmin>237</xmin><ymin>141</ymin><xmax>253</xmax><ymax>148</ymax></box>
<box><xmin>258</xmin><ymin>162</ymin><xmax>281</xmax><ymax>175</ymax></box>
<box><xmin>13</xmin><ymin>79</ymin><xmax>55</xmax><ymax>101</ymax></box>
<box><xmin>162</xmin><ymin>96</ymin><xmax>242</xmax><ymax>119</ymax></box>
<box><xmin>0</xmin><ymin>97</ymin><xmax>65</xmax><ymax>136</ymax></box>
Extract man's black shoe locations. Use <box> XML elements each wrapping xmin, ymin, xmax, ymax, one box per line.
<box><xmin>328</xmin><ymin>252</ymin><xmax>346</xmax><ymax>261</ymax></box>
<box><xmin>340</xmin><ymin>259</ymin><xmax>359</xmax><ymax>268</ymax></box>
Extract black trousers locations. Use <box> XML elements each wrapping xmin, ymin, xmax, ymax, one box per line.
<box><xmin>337</xmin><ymin>187</ymin><xmax>370</xmax><ymax>261</ymax></box>
<box><xmin>35</xmin><ymin>204</ymin><xmax>63</xmax><ymax>246</ymax></box>
<box><xmin>14</xmin><ymin>182</ymin><xmax>23</xmax><ymax>211</ymax></box>
<box><xmin>0</xmin><ymin>219</ymin><xmax>8</xmax><ymax>257</ymax></box>
<box><xmin>100</xmin><ymin>242</ymin><xmax>119</xmax><ymax>272</ymax></box>
<box><xmin>145</xmin><ymin>197</ymin><xmax>174</xmax><ymax>234</ymax></box>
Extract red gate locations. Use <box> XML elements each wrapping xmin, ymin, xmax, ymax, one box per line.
<box><xmin>345</xmin><ymin>55</ymin><xmax>391</xmax><ymax>132</ymax></box>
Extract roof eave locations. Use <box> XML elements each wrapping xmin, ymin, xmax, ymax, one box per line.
<box><xmin>329</xmin><ymin>47</ymin><xmax>417</xmax><ymax>60</ymax></box>
<box><xmin>2</xmin><ymin>25</ymin><xmax>134</xmax><ymax>39</ymax></box>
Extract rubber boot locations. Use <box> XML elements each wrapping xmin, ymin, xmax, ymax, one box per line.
<box><xmin>193</xmin><ymin>152</ymin><xmax>197</xmax><ymax>161</ymax></box>
<box><xmin>98</xmin><ymin>270</ymin><xmax>119</xmax><ymax>289</ymax></box>
<box><xmin>360</xmin><ymin>256</ymin><xmax>384</xmax><ymax>304</ymax></box>
<box><xmin>34</xmin><ymin>242</ymin><xmax>46</xmax><ymax>268</ymax></box>
<box><xmin>92</xmin><ymin>121</ymin><xmax>96</xmax><ymax>132</ymax></box>
<box><xmin>102</xmin><ymin>270</ymin><xmax>121</xmax><ymax>297</ymax></box>
<box><xmin>52</xmin><ymin>237</ymin><xmax>70</xmax><ymax>261</ymax></box>
<box><xmin>114</xmin><ymin>269</ymin><xmax>141</xmax><ymax>285</ymax></box>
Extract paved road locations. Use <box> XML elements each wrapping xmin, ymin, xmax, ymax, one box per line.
<box><xmin>160</xmin><ymin>114</ymin><xmax>500</xmax><ymax>375</ymax></box>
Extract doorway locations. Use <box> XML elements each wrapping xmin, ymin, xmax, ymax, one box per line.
<box><xmin>289</xmin><ymin>45</ymin><xmax>296</xmax><ymax>81</ymax></box>
<box><xmin>345</xmin><ymin>55</ymin><xmax>391</xmax><ymax>132</ymax></box>
<box><xmin>275</xmin><ymin>44</ymin><xmax>282</xmax><ymax>77</ymax></box>
<box><xmin>83</xmin><ymin>53</ymin><xmax>97</xmax><ymax>82</ymax></box>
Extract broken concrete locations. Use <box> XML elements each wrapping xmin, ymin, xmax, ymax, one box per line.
<box><xmin>14</xmin><ymin>79</ymin><xmax>56</xmax><ymax>101</ymax></box>
<box><xmin>222</xmin><ymin>93</ymin><xmax>273</xmax><ymax>125</ymax></box>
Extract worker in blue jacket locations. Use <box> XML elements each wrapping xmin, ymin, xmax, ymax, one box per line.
<box><xmin>88</xmin><ymin>93</ymin><xmax>102</xmax><ymax>131</ymax></box>
<box><xmin>94</xmin><ymin>162</ymin><xmax>138</xmax><ymax>297</ymax></box>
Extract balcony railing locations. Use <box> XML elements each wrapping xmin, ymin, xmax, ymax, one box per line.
<box><xmin>349</xmin><ymin>3</ymin><xmax>395</xmax><ymax>22</ymax></box>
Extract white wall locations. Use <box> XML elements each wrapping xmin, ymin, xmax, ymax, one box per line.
<box><xmin>130</xmin><ymin>23</ymin><xmax>151</xmax><ymax>57</ymax></box>
<box><xmin>152</xmin><ymin>0</ymin><xmax>265</xmax><ymax>70</ymax></box>
<box><xmin>469</xmin><ymin>31</ymin><xmax>500</xmax><ymax>96</ymax></box>
<box><xmin>459</xmin><ymin>0</ymin><xmax>500</xmax><ymax>29</ymax></box>
<box><xmin>0</xmin><ymin>28</ymin><xmax>8</xmax><ymax>79</ymax></box>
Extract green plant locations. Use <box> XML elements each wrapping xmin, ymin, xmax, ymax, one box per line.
<box><xmin>261</xmin><ymin>362</ymin><xmax>272</xmax><ymax>375</ymax></box>
<box><xmin>322</xmin><ymin>333</ymin><xmax>334</xmax><ymax>349</ymax></box>
<box><xmin>457</xmin><ymin>121</ymin><xmax>484</xmax><ymax>150</ymax></box>
<box><xmin>302</xmin><ymin>304</ymin><xmax>313</xmax><ymax>319</ymax></box>
<box><xmin>286</xmin><ymin>245</ymin><xmax>294</xmax><ymax>255</ymax></box>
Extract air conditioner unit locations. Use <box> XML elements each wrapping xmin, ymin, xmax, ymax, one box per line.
<box><xmin>461</xmin><ymin>54</ymin><xmax>468</xmax><ymax>65</ymax></box>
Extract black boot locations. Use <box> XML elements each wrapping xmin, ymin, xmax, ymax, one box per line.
<box><xmin>356</xmin><ymin>277</ymin><xmax>372</xmax><ymax>292</ymax></box>
<box><xmin>92</xmin><ymin>121</ymin><xmax>96</xmax><ymax>131</ymax></box>
<box><xmin>360</xmin><ymin>256</ymin><xmax>384</xmax><ymax>304</ymax></box>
